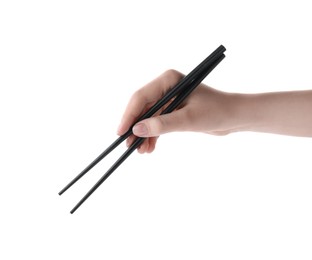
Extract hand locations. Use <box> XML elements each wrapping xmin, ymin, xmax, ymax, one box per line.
<box><xmin>117</xmin><ymin>70</ymin><xmax>237</xmax><ymax>153</ymax></box>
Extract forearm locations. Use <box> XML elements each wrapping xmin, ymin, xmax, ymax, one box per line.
<box><xmin>231</xmin><ymin>90</ymin><xmax>312</xmax><ymax>137</ymax></box>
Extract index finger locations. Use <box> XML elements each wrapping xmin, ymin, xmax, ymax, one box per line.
<box><xmin>117</xmin><ymin>69</ymin><xmax>184</xmax><ymax>135</ymax></box>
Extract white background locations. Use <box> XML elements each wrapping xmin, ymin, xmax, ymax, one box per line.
<box><xmin>1</xmin><ymin>0</ymin><xmax>312</xmax><ymax>259</ymax></box>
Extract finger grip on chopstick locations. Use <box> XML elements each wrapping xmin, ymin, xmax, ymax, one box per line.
<box><xmin>59</xmin><ymin>46</ymin><xmax>226</xmax><ymax>196</ymax></box>
<box><xmin>59</xmin><ymin>45</ymin><xmax>226</xmax><ymax>214</ymax></box>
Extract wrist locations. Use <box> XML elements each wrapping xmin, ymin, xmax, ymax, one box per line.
<box><xmin>226</xmin><ymin>93</ymin><xmax>261</xmax><ymax>133</ymax></box>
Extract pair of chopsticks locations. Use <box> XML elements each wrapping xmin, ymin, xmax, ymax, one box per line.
<box><xmin>59</xmin><ymin>45</ymin><xmax>226</xmax><ymax>213</ymax></box>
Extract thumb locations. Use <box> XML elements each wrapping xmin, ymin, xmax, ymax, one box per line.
<box><xmin>132</xmin><ymin>110</ymin><xmax>187</xmax><ymax>137</ymax></box>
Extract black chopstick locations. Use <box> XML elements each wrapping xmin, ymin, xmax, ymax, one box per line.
<box><xmin>59</xmin><ymin>45</ymin><xmax>226</xmax><ymax>196</ymax></box>
<box><xmin>69</xmin><ymin>53</ymin><xmax>226</xmax><ymax>214</ymax></box>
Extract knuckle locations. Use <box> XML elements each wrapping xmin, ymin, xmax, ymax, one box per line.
<box><xmin>154</xmin><ymin>116</ymin><xmax>167</xmax><ymax>135</ymax></box>
<box><xmin>131</xmin><ymin>89</ymin><xmax>147</xmax><ymax>103</ymax></box>
<box><xmin>163</xmin><ymin>69</ymin><xmax>183</xmax><ymax>82</ymax></box>
<box><xmin>146</xmin><ymin>117</ymin><xmax>164</xmax><ymax>136</ymax></box>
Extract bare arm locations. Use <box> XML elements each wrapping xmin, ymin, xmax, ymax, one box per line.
<box><xmin>232</xmin><ymin>90</ymin><xmax>312</xmax><ymax>137</ymax></box>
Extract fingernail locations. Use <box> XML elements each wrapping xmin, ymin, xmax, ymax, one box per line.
<box><xmin>133</xmin><ymin>123</ymin><xmax>148</xmax><ymax>136</ymax></box>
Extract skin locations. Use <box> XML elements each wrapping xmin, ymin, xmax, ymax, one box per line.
<box><xmin>117</xmin><ymin>69</ymin><xmax>312</xmax><ymax>153</ymax></box>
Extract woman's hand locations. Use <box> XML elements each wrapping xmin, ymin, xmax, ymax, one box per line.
<box><xmin>117</xmin><ymin>69</ymin><xmax>237</xmax><ymax>153</ymax></box>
